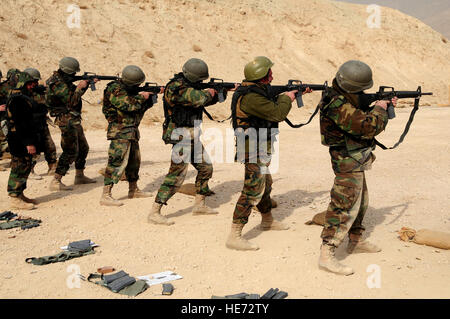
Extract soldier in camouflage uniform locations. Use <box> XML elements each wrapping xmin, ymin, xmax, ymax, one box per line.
<box><xmin>226</xmin><ymin>56</ymin><xmax>311</xmax><ymax>251</ymax></box>
<box><xmin>100</xmin><ymin>65</ymin><xmax>156</xmax><ymax>206</ymax></box>
<box><xmin>0</xmin><ymin>69</ymin><xmax>21</xmax><ymax>168</ymax></box>
<box><xmin>23</xmin><ymin>68</ymin><xmax>57</xmax><ymax>179</ymax></box>
<box><xmin>45</xmin><ymin>57</ymin><xmax>96</xmax><ymax>191</ymax></box>
<box><xmin>148</xmin><ymin>58</ymin><xmax>223</xmax><ymax>226</ymax></box>
<box><xmin>5</xmin><ymin>72</ymin><xmax>44</xmax><ymax>210</ymax></box>
<box><xmin>318</xmin><ymin>60</ymin><xmax>397</xmax><ymax>275</ymax></box>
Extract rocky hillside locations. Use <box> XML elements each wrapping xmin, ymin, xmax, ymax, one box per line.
<box><xmin>0</xmin><ymin>0</ymin><xmax>448</xmax><ymax>126</ymax></box>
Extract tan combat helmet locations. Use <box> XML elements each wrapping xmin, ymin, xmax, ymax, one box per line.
<box><xmin>121</xmin><ymin>65</ymin><xmax>146</xmax><ymax>86</ymax></box>
<box><xmin>335</xmin><ymin>60</ymin><xmax>373</xmax><ymax>93</ymax></box>
<box><xmin>59</xmin><ymin>57</ymin><xmax>81</xmax><ymax>75</ymax></box>
<box><xmin>244</xmin><ymin>56</ymin><xmax>274</xmax><ymax>82</ymax></box>
<box><xmin>182</xmin><ymin>58</ymin><xmax>209</xmax><ymax>83</ymax></box>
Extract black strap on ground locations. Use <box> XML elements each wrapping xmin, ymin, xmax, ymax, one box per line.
<box><xmin>375</xmin><ymin>97</ymin><xmax>420</xmax><ymax>150</ymax></box>
<box><xmin>284</xmin><ymin>104</ymin><xmax>320</xmax><ymax>128</ymax></box>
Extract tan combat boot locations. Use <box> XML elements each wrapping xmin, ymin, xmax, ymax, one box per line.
<box><xmin>49</xmin><ymin>173</ymin><xmax>73</xmax><ymax>191</ymax></box>
<box><xmin>347</xmin><ymin>240</ymin><xmax>381</xmax><ymax>254</ymax></box>
<box><xmin>20</xmin><ymin>193</ymin><xmax>38</xmax><ymax>205</ymax></box>
<box><xmin>192</xmin><ymin>194</ymin><xmax>218</xmax><ymax>215</ymax></box>
<box><xmin>147</xmin><ymin>202</ymin><xmax>174</xmax><ymax>225</ymax></box>
<box><xmin>260</xmin><ymin>212</ymin><xmax>289</xmax><ymax>231</ymax></box>
<box><xmin>74</xmin><ymin>169</ymin><xmax>96</xmax><ymax>185</ymax></box>
<box><xmin>100</xmin><ymin>184</ymin><xmax>123</xmax><ymax>207</ymax></box>
<box><xmin>47</xmin><ymin>163</ymin><xmax>57</xmax><ymax>176</ymax></box>
<box><xmin>318</xmin><ymin>244</ymin><xmax>354</xmax><ymax>276</ymax></box>
<box><xmin>128</xmin><ymin>181</ymin><xmax>151</xmax><ymax>199</ymax></box>
<box><xmin>10</xmin><ymin>195</ymin><xmax>35</xmax><ymax>210</ymax></box>
<box><xmin>29</xmin><ymin>168</ymin><xmax>42</xmax><ymax>180</ymax></box>
<box><xmin>226</xmin><ymin>223</ymin><xmax>259</xmax><ymax>251</ymax></box>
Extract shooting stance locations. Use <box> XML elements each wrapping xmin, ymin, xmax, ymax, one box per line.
<box><xmin>318</xmin><ymin>60</ymin><xmax>397</xmax><ymax>275</ymax></box>
<box><xmin>100</xmin><ymin>65</ymin><xmax>157</xmax><ymax>206</ymax></box>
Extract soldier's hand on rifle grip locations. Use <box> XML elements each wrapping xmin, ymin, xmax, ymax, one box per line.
<box><xmin>374</xmin><ymin>100</ymin><xmax>389</xmax><ymax>110</ymax></box>
<box><xmin>159</xmin><ymin>87</ymin><xmax>165</xmax><ymax>94</ymax></box>
<box><xmin>302</xmin><ymin>87</ymin><xmax>313</xmax><ymax>95</ymax></box>
<box><xmin>207</xmin><ymin>88</ymin><xmax>217</xmax><ymax>98</ymax></box>
<box><xmin>77</xmin><ymin>80</ymin><xmax>89</xmax><ymax>89</ymax></box>
<box><xmin>0</xmin><ymin>104</ymin><xmax>6</xmax><ymax>112</ymax></box>
<box><xmin>391</xmin><ymin>96</ymin><xmax>398</xmax><ymax>107</ymax></box>
<box><xmin>139</xmin><ymin>91</ymin><xmax>151</xmax><ymax>100</ymax></box>
<box><xmin>230</xmin><ymin>83</ymin><xmax>240</xmax><ymax>91</ymax></box>
<box><xmin>284</xmin><ymin>90</ymin><xmax>298</xmax><ymax>102</ymax></box>
<box><xmin>26</xmin><ymin>145</ymin><xmax>36</xmax><ymax>155</ymax></box>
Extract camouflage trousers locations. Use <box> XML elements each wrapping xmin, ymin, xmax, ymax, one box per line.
<box><xmin>55</xmin><ymin>123</ymin><xmax>89</xmax><ymax>176</ymax></box>
<box><xmin>104</xmin><ymin>139</ymin><xmax>140</xmax><ymax>185</ymax></box>
<box><xmin>320</xmin><ymin>171</ymin><xmax>368</xmax><ymax>246</ymax></box>
<box><xmin>31</xmin><ymin>126</ymin><xmax>57</xmax><ymax>168</ymax></box>
<box><xmin>7</xmin><ymin>155</ymin><xmax>33</xmax><ymax>197</ymax></box>
<box><xmin>0</xmin><ymin>125</ymin><xmax>9</xmax><ymax>157</ymax></box>
<box><xmin>155</xmin><ymin>141</ymin><xmax>213</xmax><ymax>204</ymax></box>
<box><xmin>232</xmin><ymin>157</ymin><xmax>273</xmax><ymax>225</ymax></box>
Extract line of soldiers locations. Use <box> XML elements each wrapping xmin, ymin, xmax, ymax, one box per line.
<box><xmin>2</xmin><ymin>57</ymin><xmax>396</xmax><ymax>276</ymax></box>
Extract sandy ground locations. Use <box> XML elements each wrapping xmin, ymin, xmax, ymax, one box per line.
<box><xmin>0</xmin><ymin>105</ymin><xmax>449</xmax><ymax>299</ymax></box>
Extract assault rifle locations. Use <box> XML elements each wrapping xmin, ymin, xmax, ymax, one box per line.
<box><xmin>271</xmin><ymin>80</ymin><xmax>329</xmax><ymax>107</ymax></box>
<box><xmin>72</xmin><ymin>72</ymin><xmax>120</xmax><ymax>91</ymax></box>
<box><xmin>133</xmin><ymin>82</ymin><xmax>164</xmax><ymax>104</ymax></box>
<box><xmin>359</xmin><ymin>86</ymin><xmax>433</xmax><ymax>119</ymax></box>
<box><xmin>193</xmin><ymin>78</ymin><xmax>238</xmax><ymax>103</ymax></box>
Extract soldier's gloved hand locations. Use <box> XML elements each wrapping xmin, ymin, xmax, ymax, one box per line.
<box><xmin>0</xmin><ymin>104</ymin><xmax>6</xmax><ymax>112</ymax></box>
<box><xmin>26</xmin><ymin>145</ymin><xmax>36</xmax><ymax>155</ymax></box>
<box><xmin>284</xmin><ymin>90</ymin><xmax>298</xmax><ymax>102</ymax></box>
<box><xmin>302</xmin><ymin>87</ymin><xmax>313</xmax><ymax>95</ymax></box>
<box><xmin>77</xmin><ymin>80</ymin><xmax>89</xmax><ymax>89</ymax></box>
<box><xmin>139</xmin><ymin>91</ymin><xmax>151</xmax><ymax>100</ymax></box>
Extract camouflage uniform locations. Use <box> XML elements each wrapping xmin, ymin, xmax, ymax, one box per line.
<box><xmin>0</xmin><ymin>70</ymin><xmax>20</xmax><ymax>158</ymax></box>
<box><xmin>45</xmin><ymin>71</ymin><xmax>89</xmax><ymax>176</ymax></box>
<box><xmin>319</xmin><ymin>80</ymin><xmax>388</xmax><ymax>246</ymax></box>
<box><xmin>231</xmin><ymin>82</ymin><xmax>292</xmax><ymax>224</ymax></box>
<box><xmin>30</xmin><ymin>86</ymin><xmax>57</xmax><ymax>167</ymax></box>
<box><xmin>155</xmin><ymin>73</ymin><xmax>216</xmax><ymax>204</ymax></box>
<box><xmin>102</xmin><ymin>80</ymin><xmax>153</xmax><ymax>185</ymax></box>
<box><xmin>5</xmin><ymin>73</ymin><xmax>43</xmax><ymax>197</ymax></box>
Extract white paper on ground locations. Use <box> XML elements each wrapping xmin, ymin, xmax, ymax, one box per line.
<box><xmin>137</xmin><ymin>271</ymin><xmax>183</xmax><ymax>286</ymax></box>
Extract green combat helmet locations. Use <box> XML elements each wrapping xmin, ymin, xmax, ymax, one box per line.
<box><xmin>121</xmin><ymin>65</ymin><xmax>145</xmax><ymax>86</ymax></box>
<box><xmin>23</xmin><ymin>68</ymin><xmax>41</xmax><ymax>80</ymax></box>
<box><xmin>59</xmin><ymin>57</ymin><xmax>80</xmax><ymax>75</ymax></box>
<box><xmin>335</xmin><ymin>60</ymin><xmax>373</xmax><ymax>93</ymax></box>
<box><xmin>6</xmin><ymin>68</ymin><xmax>21</xmax><ymax>87</ymax></box>
<box><xmin>244</xmin><ymin>56</ymin><xmax>274</xmax><ymax>82</ymax></box>
<box><xmin>182</xmin><ymin>58</ymin><xmax>209</xmax><ymax>83</ymax></box>
<box><xmin>15</xmin><ymin>72</ymin><xmax>35</xmax><ymax>90</ymax></box>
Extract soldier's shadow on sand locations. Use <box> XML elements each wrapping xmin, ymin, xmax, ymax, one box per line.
<box><xmin>33</xmin><ymin>175</ymin><xmax>104</xmax><ymax>204</ymax></box>
<box><xmin>334</xmin><ymin>202</ymin><xmax>410</xmax><ymax>260</ymax></box>
<box><xmin>243</xmin><ymin>188</ymin><xmax>329</xmax><ymax>241</ymax></box>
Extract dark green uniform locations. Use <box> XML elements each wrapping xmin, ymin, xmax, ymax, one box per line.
<box><xmin>0</xmin><ymin>71</ymin><xmax>20</xmax><ymax>158</ymax></box>
<box><xmin>102</xmin><ymin>80</ymin><xmax>153</xmax><ymax>185</ymax></box>
<box><xmin>45</xmin><ymin>70</ymin><xmax>89</xmax><ymax>176</ymax></box>
<box><xmin>231</xmin><ymin>82</ymin><xmax>292</xmax><ymax>224</ymax></box>
<box><xmin>319</xmin><ymin>79</ymin><xmax>388</xmax><ymax>246</ymax></box>
<box><xmin>5</xmin><ymin>75</ymin><xmax>43</xmax><ymax>197</ymax></box>
<box><xmin>155</xmin><ymin>73</ymin><xmax>218</xmax><ymax>204</ymax></box>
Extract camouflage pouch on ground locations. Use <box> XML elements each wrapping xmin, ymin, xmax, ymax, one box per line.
<box><xmin>25</xmin><ymin>248</ymin><xmax>95</xmax><ymax>265</ymax></box>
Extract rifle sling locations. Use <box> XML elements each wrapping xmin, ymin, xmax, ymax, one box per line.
<box><xmin>284</xmin><ymin>104</ymin><xmax>320</xmax><ymax>129</ymax></box>
<box><xmin>374</xmin><ymin>97</ymin><xmax>420</xmax><ymax>150</ymax></box>
<box><xmin>202</xmin><ymin>108</ymin><xmax>231</xmax><ymax>123</ymax></box>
